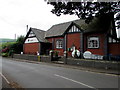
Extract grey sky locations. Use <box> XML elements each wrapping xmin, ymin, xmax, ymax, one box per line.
<box><xmin>0</xmin><ymin>0</ymin><xmax>78</xmax><ymax>39</ymax></box>
<box><xmin>0</xmin><ymin>0</ymin><xmax>119</xmax><ymax>39</ymax></box>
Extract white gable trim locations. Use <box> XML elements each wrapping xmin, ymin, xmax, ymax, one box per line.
<box><xmin>108</xmin><ymin>37</ymin><xmax>120</xmax><ymax>43</ymax></box>
<box><xmin>25</xmin><ymin>30</ymin><xmax>39</xmax><ymax>43</ymax></box>
<box><xmin>68</xmin><ymin>25</ymin><xmax>81</xmax><ymax>33</ymax></box>
<box><xmin>28</xmin><ymin>31</ymin><xmax>35</xmax><ymax>37</ymax></box>
<box><xmin>25</xmin><ymin>37</ymin><xmax>39</xmax><ymax>43</ymax></box>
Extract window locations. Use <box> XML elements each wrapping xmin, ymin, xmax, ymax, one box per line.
<box><xmin>88</xmin><ymin>37</ymin><xmax>99</xmax><ymax>48</ymax></box>
<box><xmin>56</xmin><ymin>39</ymin><xmax>63</xmax><ymax>49</ymax></box>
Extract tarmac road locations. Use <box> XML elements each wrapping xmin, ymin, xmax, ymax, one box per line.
<box><xmin>1</xmin><ymin>57</ymin><xmax>120</xmax><ymax>89</ymax></box>
<box><xmin>0</xmin><ymin>57</ymin><xmax>11</xmax><ymax>89</ymax></box>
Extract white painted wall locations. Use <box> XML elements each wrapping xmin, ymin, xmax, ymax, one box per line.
<box><xmin>25</xmin><ymin>37</ymin><xmax>39</xmax><ymax>43</ymax></box>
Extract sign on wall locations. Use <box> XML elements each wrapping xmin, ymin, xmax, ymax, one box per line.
<box><xmin>25</xmin><ymin>37</ymin><xmax>39</xmax><ymax>43</ymax></box>
<box><xmin>83</xmin><ymin>51</ymin><xmax>92</xmax><ymax>59</ymax></box>
<box><xmin>83</xmin><ymin>51</ymin><xmax>103</xmax><ymax>60</ymax></box>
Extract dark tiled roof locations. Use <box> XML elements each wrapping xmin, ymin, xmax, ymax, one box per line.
<box><xmin>74</xmin><ymin>17</ymin><xmax>112</xmax><ymax>33</ymax></box>
<box><xmin>45</xmin><ymin>21</ymin><xmax>72</xmax><ymax>37</ymax></box>
<box><xmin>45</xmin><ymin>15</ymin><xmax>112</xmax><ymax>38</ymax></box>
<box><xmin>26</xmin><ymin>14</ymin><xmax>113</xmax><ymax>42</ymax></box>
<box><xmin>30</xmin><ymin>28</ymin><xmax>48</xmax><ymax>42</ymax></box>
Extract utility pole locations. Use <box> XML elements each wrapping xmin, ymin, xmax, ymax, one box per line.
<box><xmin>26</xmin><ymin>25</ymin><xmax>28</xmax><ymax>33</ymax></box>
<box><xmin>15</xmin><ymin>34</ymin><xmax>16</xmax><ymax>41</ymax></box>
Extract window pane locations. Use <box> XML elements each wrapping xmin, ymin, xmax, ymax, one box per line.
<box><xmin>56</xmin><ymin>40</ymin><xmax>63</xmax><ymax>48</ymax></box>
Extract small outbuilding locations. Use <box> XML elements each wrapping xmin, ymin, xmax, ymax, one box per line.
<box><xmin>24</xmin><ymin>28</ymin><xmax>51</xmax><ymax>55</ymax></box>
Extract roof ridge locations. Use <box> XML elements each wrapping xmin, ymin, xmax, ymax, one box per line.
<box><xmin>52</xmin><ymin>19</ymin><xmax>80</xmax><ymax>26</ymax></box>
<box><xmin>30</xmin><ymin>27</ymin><xmax>45</xmax><ymax>32</ymax></box>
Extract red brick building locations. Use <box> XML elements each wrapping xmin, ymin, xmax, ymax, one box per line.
<box><xmin>24</xmin><ymin>28</ymin><xmax>51</xmax><ymax>55</ymax></box>
<box><xmin>24</xmin><ymin>14</ymin><xmax>120</xmax><ymax>58</ymax></box>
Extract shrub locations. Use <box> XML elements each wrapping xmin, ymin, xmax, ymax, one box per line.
<box><xmin>1</xmin><ymin>47</ymin><xmax>9</xmax><ymax>53</ymax></box>
<box><xmin>54</xmin><ymin>51</ymin><xmax>58</xmax><ymax>57</ymax></box>
<box><xmin>8</xmin><ymin>50</ymin><xmax>14</xmax><ymax>56</ymax></box>
<box><xmin>1</xmin><ymin>36</ymin><xmax>25</xmax><ymax>55</ymax></box>
<box><xmin>2</xmin><ymin>53</ymin><xmax>8</xmax><ymax>57</ymax></box>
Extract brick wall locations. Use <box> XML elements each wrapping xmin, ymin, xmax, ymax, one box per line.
<box><xmin>66</xmin><ymin>33</ymin><xmax>81</xmax><ymax>56</ymax></box>
<box><xmin>47</xmin><ymin>38</ymin><xmax>53</xmax><ymax>43</ymax></box>
<box><xmin>84</xmin><ymin>33</ymin><xmax>106</xmax><ymax>55</ymax></box>
<box><xmin>109</xmin><ymin>43</ymin><xmax>120</xmax><ymax>56</ymax></box>
<box><xmin>47</xmin><ymin>37</ymin><xmax>64</xmax><ymax>56</ymax></box>
<box><xmin>46</xmin><ymin>32</ymin><xmax>109</xmax><ymax>57</ymax></box>
<box><xmin>24</xmin><ymin>43</ymin><xmax>40</xmax><ymax>55</ymax></box>
<box><xmin>13</xmin><ymin>54</ymin><xmax>51</xmax><ymax>62</ymax></box>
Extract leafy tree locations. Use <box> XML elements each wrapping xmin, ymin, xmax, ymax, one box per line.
<box><xmin>1</xmin><ymin>35</ymin><xmax>25</xmax><ymax>56</ymax></box>
<box><xmin>47</xmin><ymin>2</ymin><xmax>120</xmax><ymax>24</ymax></box>
<box><xmin>1</xmin><ymin>42</ymin><xmax>15</xmax><ymax>56</ymax></box>
<box><xmin>16</xmin><ymin>35</ymin><xmax>25</xmax><ymax>44</ymax></box>
<box><xmin>10</xmin><ymin>35</ymin><xmax>25</xmax><ymax>54</ymax></box>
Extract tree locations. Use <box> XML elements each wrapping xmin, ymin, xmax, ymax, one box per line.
<box><xmin>16</xmin><ymin>35</ymin><xmax>25</xmax><ymax>44</ymax></box>
<box><xmin>10</xmin><ymin>35</ymin><xmax>25</xmax><ymax>54</ymax></box>
<box><xmin>1</xmin><ymin>36</ymin><xmax>25</xmax><ymax>57</ymax></box>
<box><xmin>47</xmin><ymin>2</ymin><xmax>120</xmax><ymax>24</ymax></box>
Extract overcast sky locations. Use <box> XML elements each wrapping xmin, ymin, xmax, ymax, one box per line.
<box><xmin>0</xmin><ymin>0</ymin><xmax>78</xmax><ymax>39</ymax></box>
<box><xmin>0</xmin><ymin>0</ymin><xmax>119</xmax><ymax>39</ymax></box>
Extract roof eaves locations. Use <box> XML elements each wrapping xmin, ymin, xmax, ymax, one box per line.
<box><xmin>45</xmin><ymin>35</ymin><xmax>64</xmax><ymax>38</ymax></box>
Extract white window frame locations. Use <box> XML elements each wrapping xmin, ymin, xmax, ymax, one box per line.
<box><xmin>56</xmin><ymin>39</ymin><xmax>63</xmax><ymax>49</ymax></box>
<box><xmin>88</xmin><ymin>37</ymin><xmax>99</xmax><ymax>48</ymax></box>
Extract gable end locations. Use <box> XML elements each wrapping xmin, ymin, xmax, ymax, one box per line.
<box><xmin>64</xmin><ymin>22</ymin><xmax>83</xmax><ymax>35</ymax></box>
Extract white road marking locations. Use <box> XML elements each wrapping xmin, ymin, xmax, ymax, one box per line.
<box><xmin>54</xmin><ymin>74</ymin><xmax>96</xmax><ymax>89</ymax></box>
<box><xmin>0</xmin><ymin>72</ymin><xmax>10</xmax><ymax>84</ymax></box>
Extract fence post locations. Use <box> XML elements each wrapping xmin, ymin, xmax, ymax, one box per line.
<box><xmin>50</xmin><ymin>50</ymin><xmax>54</xmax><ymax>61</ymax></box>
<box><xmin>38</xmin><ymin>55</ymin><xmax>40</xmax><ymax>62</ymax></box>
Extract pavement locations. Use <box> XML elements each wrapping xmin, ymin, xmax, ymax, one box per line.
<box><xmin>7</xmin><ymin>57</ymin><xmax>120</xmax><ymax>76</ymax></box>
